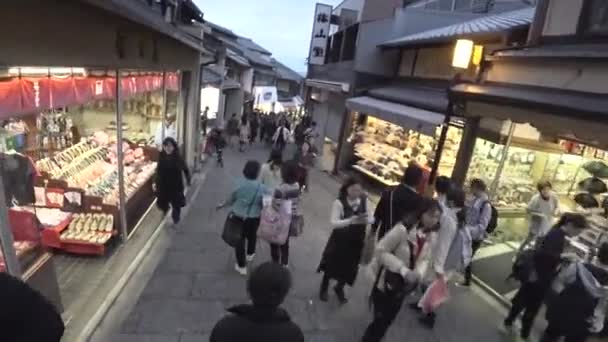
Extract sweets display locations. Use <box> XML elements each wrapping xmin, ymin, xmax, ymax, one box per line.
<box><xmin>60</xmin><ymin>213</ymin><xmax>114</xmax><ymax>244</ymax></box>
<box><xmin>350</xmin><ymin>116</ymin><xmax>460</xmax><ymax>186</ymax></box>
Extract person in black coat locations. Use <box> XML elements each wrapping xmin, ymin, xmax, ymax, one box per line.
<box><xmin>372</xmin><ymin>165</ymin><xmax>423</xmax><ymax>239</ymax></box>
<box><xmin>210</xmin><ymin>262</ymin><xmax>304</xmax><ymax>342</ymax></box>
<box><xmin>0</xmin><ymin>272</ymin><xmax>64</xmax><ymax>342</ymax></box>
<box><xmin>154</xmin><ymin>137</ymin><xmax>191</xmax><ymax>224</ymax></box>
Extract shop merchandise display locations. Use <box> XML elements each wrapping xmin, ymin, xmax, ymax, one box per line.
<box><xmin>59</xmin><ymin>213</ymin><xmax>114</xmax><ymax>244</ymax></box>
<box><xmin>350</xmin><ymin>117</ymin><xmax>459</xmax><ymax>186</ymax></box>
<box><xmin>33</xmin><ymin>207</ymin><xmax>72</xmax><ymax>227</ymax></box>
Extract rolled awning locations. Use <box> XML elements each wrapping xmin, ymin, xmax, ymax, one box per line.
<box><xmin>305</xmin><ymin>78</ymin><xmax>350</xmax><ymax>93</ymax></box>
<box><xmin>346</xmin><ymin>96</ymin><xmax>445</xmax><ymax>136</ymax></box>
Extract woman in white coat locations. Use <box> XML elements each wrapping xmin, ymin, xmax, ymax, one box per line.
<box><xmin>411</xmin><ymin>186</ymin><xmax>468</xmax><ymax>329</ymax></box>
<box><xmin>361</xmin><ymin>198</ymin><xmax>442</xmax><ymax>342</ymax></box>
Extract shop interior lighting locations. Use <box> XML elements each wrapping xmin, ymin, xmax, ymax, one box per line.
<box><xmin>472</xmin><ymin>45</ymin><xmax>484</xmax><ymax>66</ymax></box>
<box><xmin>8</xmin><ymin>67</ymin><xmax>87</xmax><ymax>76</ymax></box>
<box><xmin>452</xmin><ymin>39</ymin><xmax>474</xmax><ymax>69</ymax></box>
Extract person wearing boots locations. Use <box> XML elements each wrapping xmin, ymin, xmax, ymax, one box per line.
<box><xmin>504</xmin><ymin>213</ymin><xmax>587</xmax><ymax>340</ymax></box>
<box><xmin>318</xmin><ymin>177</ymin><xmax>374</xmax><ymax>304</ymax></box>
<box><xmin>540</xmin><ymin>242</ymin><xmax>608</xmax><ymax>342</ymax></box>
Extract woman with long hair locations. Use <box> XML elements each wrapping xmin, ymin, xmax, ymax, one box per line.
<box><xmin>361</xmin><ymin>198</ymin><xmax>442</xmax><ymax>342</ymax></box>
<box><xmin>155</xmin><ymin>137</ymin><xmax>191</xmax><ymax>225</ymax></box>
<box><xmin>259</xmin><ymin>149</ymin><xmax>283</xmax><ymax>193</ymax></box>
<box><xmin>269</xmin><ymin>161</ymin><xmax>303</xmax><ymax>267</ymax></box>
<box><xmin>318</xmin><ymin>177</ymin><xmax>374</xmax><ymax>304</ymax></box>
<box><xmin>217</xmin><ymin>161</ymin><xmax>265</xmax><ymax>276</ymax></box>
<box><xmin>411</xmin><ymin>187</ymin><xmax>468</xmax><ymax>329</ymax></box>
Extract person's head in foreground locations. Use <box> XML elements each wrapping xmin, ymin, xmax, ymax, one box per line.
<box><xmin>248</xmin><ymin>262</ymin><xmax>292</xmax><ymax>308</ymax></box>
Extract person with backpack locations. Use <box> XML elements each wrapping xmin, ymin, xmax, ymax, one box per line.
<box><xmin>411</xmin><ymin>186</ymin><xmax>470</xmax><ymax>329</ymax></box>
<box><xmin>540</xmin><ymin>242</ymin><xmax>608</xmax><ymax>342</ymax></box>
<box><xmin>459</xmin><ymin>178</ymin><xmax>497</xmax><ymax>287</ymax></box>
<box><xmin>504</xmin><ymin>213</ymin><xmax>587</xmax><ymax>340</ymax></box>
<box><xmin>361</xmin><ymin>198</ymin><xmax>442</xmax><ymax>342</ymax></box>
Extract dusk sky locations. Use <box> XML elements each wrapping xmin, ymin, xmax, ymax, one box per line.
<box><xmin>195</xmin><ymin>0</ymin><xmax>343</xmax><ymax>73</ymax></box>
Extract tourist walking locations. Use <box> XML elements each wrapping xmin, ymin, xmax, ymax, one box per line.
<box><xmin>540</xmin><ymin>242</ymin><xmax>608</xmax><ymax>342</ymax></box>
<box><xmin>217</xmin><ymin>161</ymin><xmax>265</xmax><ymax>276</ymax></box>
<box><xmin>460</xmin><ymin>178</ymin><xmax>492</xmax><ymax>287</ymax></box>
<box><xmin>411</xmin><ymin>186</ymin><xmax>469</xmax><ymax>329</ymax></box>
<box><xmin>372</xmin><ymin>165</ymin><xmax>423</xmax><ymax>239</ymax></box>
<box><xmin>294</xmin><ymin>140</ymin><xmax>316</xmax><ymax>191</ymax></box>
<box><xmin>154</xmin><ymin>137</ymin><xmax>191</xmax><ymax>225</ymax></box>
<box><xmin>269</xmin><ymin>161</ymin><xmax>303</xmax><ymax>267</ymax></box>
<box><xmin>318</xmin><ymin>177</ymin><xmax>374</xmax><ymax>304</ymax></box>
<box><xmin>272</xmin><ymin>120</ymin><xmax>290</xmax><ymax>152</ymax></box>
<box><xmin>239</xmin><ymin>115</ymin><xmax>250</xmax><ymax>152</ymax></box>
<box><xmin>504</xmin><ymin>213</ymin><xmax>587</xmax><ymax>340</ymax></box>
<box><xmin>361</xmin><ymin>198</ymin><xmax>442</xmax><ymax>342</ymax></box>
<box><xmin>250</xmin><ymin>112</ymin><xmax>259</xmax><ymax>144</ymax></box>
<box><xmin>259</xmin><ymin>149</ymin><xmax>283</xmax><ymax>193</ymax></box>
<box><xmin>210</xmin><ymin>262</ymin><xmax>305</xmax><ymax>342</ymax></box>
<box><xmin>519</xmin><ymin>181</ymin><xmax>560</xmax><ymax>253</ymax></box>
<box><xmin>226</xmin><ymin>113</ymin><xmax>239</xmax><ymax>148</ymax></box>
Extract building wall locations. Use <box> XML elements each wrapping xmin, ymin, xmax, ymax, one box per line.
<box><xmin>1</xmin><ymin>0</ymin><xmax>199</xmax><ymax>70</ymax></box>
<box><xmin>361</xmin><ymin>0</ymin><xmax>403</xmax><ymax>23</ymax></box>
<box><xmin>542</xmin><ymin>0</ymin><xmax>584</xmax><ymax>36</ymax></box>
<box><xmin>354</xmin><ymin>19</ymin><xmax>400</xmax><ymax>76</ymax></box>
<box><xmin>486</xmin><ymin>60</ymin><xmax>608</xmax><ymax>94</ymax></box>
<box><xmin>224</xmin><ymin>89</ymin><xmax>244</xmax><ymax>118</ymax></box>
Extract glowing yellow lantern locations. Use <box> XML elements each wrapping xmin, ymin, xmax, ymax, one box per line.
<box><xmin>472</xmin><ymin>45</ymin><xmax>484</xmax><ymax>66</ymax></box>
<box><xmin>452</xmin><ymin>39</ymin><xmax>474</xmax><ymax>69</ymax></box>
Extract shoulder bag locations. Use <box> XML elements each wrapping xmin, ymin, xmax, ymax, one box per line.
<box><xmin>222</xmin><ymin>184</ymin><xmax>260</xmax><ymax>248</ymax></box>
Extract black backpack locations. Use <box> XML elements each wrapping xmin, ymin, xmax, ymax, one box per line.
<box><xmin>482</xmin><ymin>201</ymin><xmax>498</xmax><ymax>234</ymax></box>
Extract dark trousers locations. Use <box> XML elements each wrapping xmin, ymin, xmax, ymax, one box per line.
<box><xmin>505</xmin><ymin>281</ymin><xmax>548</xmax><ymax>338</ymax></box>
<box><xmin>361</xmin><ymin>287</ymin><xmax>405</xmax><ymax>342</ymax></box>
<box><xmin>271</xmin><ymin>239</ymin><xmax>289</xmax><ymax>266</ymax></box>
<box><xmin>464</xmin><ymin>240</ymin><xmax>483</xmax><ymax>284</ymax></box>
<box><xmin>235</xmin><ymin>217</ymin><xmax>260</xmax><ymax>267</ymax></box>
<box><xmin>157</xmin><ymin>198</ymin><xmax>182</xmax><ymax>224</ymax></box>
<box><xmin>540</xmin><ymin>323</ymin><xmax>590</xmax><ymax>342</ymax></box>
<box><xmin>320</xmin><ymin>273</ymin><xmax>346</xmax><ymax>294</ymax></box>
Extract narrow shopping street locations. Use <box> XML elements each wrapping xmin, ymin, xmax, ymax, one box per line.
<box><xmin>91</xmin><ymin>145</ymin><xmax>515</xmax><ymax>342</ymax></box>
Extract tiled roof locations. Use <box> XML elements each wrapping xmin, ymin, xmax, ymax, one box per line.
<box><xmin>381</xmin><ymin>7</ymin><xmax>535</xmax><ymax>48</ymax></box>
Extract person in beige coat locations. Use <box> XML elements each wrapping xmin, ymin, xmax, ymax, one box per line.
<box><xmin>362</xmin><ymin>198</ymin><xmax>442</xmax><ymax>342</ymax></box>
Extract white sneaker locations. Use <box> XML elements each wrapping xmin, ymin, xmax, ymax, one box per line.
<box><xmin>234</xmin><ymin>264</ymin><xmax>247</xmax><ymax>276</ymax></box>
<box><xmin>246</xmin><ymin>253</ymin><xmax>255</xmax><ymax>262</ymax></box>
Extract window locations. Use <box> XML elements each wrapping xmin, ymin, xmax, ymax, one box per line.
<box><xmin>581</xmin><ymin>0</ymin><xmax>608</xmax><ymax>35</ymax></box>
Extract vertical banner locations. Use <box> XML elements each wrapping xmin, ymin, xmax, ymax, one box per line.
<box><xmin>308</xmin><ymin>3</ymin><xmax>332</xmax><ymax>65</ymax></box>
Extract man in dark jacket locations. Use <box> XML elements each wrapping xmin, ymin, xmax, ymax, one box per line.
<box><xmin>0</xmin><ymin>272</ymin><xmax>64</xmax><ymax>342</ymax></box>
<box><xmin>210</xmin><ymin>262</ymin><xmax>304</xmax><ymax>342</ymax></box>
<box><xmin>372</xmin><ymin>165</ymin><xmax>423</xmax><ymax>239</ymax></box>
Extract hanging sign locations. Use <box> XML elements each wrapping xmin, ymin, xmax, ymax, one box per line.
<box><xmin>308</xmin><ymin>3</ymin><xmax>332</xmax><ymax>65</ymax></box>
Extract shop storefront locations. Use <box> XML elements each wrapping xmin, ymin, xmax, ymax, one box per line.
<box><xmin>0</xmin><ymin>1</ymin><xmax>207</xmax><ymax>338</ymax></box>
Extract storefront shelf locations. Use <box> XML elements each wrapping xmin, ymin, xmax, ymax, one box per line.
<box><xmin>352</xmin><ymin>165</ymin><xmax>399</xmax><ymax>186</ymax></box>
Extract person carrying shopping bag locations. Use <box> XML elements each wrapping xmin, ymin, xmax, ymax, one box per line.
<box><xmin>361</xmin><ymin>198</ymin><xmax>442</xmax><ymax>342</ymax></box>
<box><xmin>217</xmin><ymin>161</ymin><xmax>265</xmax><ymax>276</ymax></box>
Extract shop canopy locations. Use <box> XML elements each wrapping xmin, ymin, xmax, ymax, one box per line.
<box><xmin>305</xmin><ymin>78</ymin><xmax>350</xmax><ymax>93</ymax></box>
<box><xmin>346</xmin><ymin>96</ymin><xmax>445</xmax><ymax>136</ymax></box>
<box><xmin>451</xmin><ymin>82</ymin><xmax>608</xmax><ymax>148</ymax></box>
<box><xmin>380</xmin><ymin>7</ymin><xmax>534</xmax><ymax>48</ymax></box>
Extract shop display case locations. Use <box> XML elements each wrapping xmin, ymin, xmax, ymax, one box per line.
<box><xmin>348</xmin><ymin>115</ymin><xmax>461</xmax><ymax>187</ymax></box>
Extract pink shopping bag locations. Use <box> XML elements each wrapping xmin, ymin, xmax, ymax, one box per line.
<box><xmin>418</xmin><ymin>277</ymin><xmax>449</xmax><ymax>314</ymax></box>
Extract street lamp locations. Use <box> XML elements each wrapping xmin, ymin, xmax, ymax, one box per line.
<box><xmin>452</xmin><ymin>39</ymin><xmax>474</xmax><ymax>69</ymax></box>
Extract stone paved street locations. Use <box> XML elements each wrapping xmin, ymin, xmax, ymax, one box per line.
<box><xmin>91</xmin><ymin>144</ymin><xmax>519</xmax><ymax>342</ymax></box>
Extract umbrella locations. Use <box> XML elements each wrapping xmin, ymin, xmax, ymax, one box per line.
<box><xmin>578</xmin><ymin>177</ymin><xmax>608</xmax><ymax>194</ymax></box>
<box><xmin>574</xmin><ymin>193</ymin><xmax>600</xmax><ymax>209</ymax></box>
<box><xmin>583</xmin><ymin>161</ymin><xmax>608</xmax><ymax>178</ymax></box>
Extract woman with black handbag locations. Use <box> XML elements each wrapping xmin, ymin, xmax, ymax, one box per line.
<box><xmin>318</xmin><ymin>177</ymin><xmax>374</xmax><ymax>304</ymax></box>
<box><xmin>217</xmin><ymin>160</ymin><xmax>264</xmax><ymax>276</ymax></box>
<box><xmin>361</xmin><ymin>198</ymin><xmax>442</xmax><ymax>342</ymax></box>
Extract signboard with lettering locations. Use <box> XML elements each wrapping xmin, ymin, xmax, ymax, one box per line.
<box><xmin>308</xmin><ymin>3</ymin><xmax>333</xmax><ymax>65</ymax></box>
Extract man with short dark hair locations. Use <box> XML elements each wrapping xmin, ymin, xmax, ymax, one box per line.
<box><xmin>210</xmin><ymin>262</ymin><xmax>304</xmax><ymax>342</ymax></box>
<box><xmin>434</xmin><ymin>176</ymin><xmax>452</xmax><ymax>209</ymax></box>
<box><xmin>372</xmin><ymin>165</ymin><xmax>423</xmax><ymax>239</ymax></box>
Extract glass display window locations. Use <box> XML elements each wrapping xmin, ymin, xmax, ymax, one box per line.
<box><xmin>465</xmin><ymin>138</ymin><xmax>502</xmax><ymax>189</ymax></box>
<box><xmin>348</xmin><ymin>114</ymin><xmax>462</xmax><ymax>187</ymax></box>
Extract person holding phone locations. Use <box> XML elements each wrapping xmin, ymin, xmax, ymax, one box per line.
<box><xmin>317</xmin><ymin>177</ymin><xmax>374</xmax><ymax>304</ymax></box>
